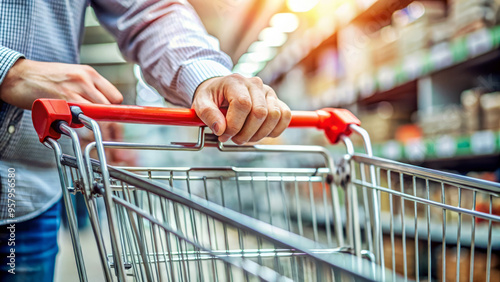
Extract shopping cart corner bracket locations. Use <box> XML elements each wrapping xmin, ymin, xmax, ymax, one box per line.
<box><xmin>32</xmin><ymin>99</ymin><xmax>72</xmax><ymax>143</ymax></box>
<box><xmin>320</xmin><ymin>108</ymin><xmax>361</xmax><ymax>144</ymax></box>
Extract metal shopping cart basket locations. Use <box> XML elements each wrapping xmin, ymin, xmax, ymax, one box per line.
<box><xmin>31</xmin><ymin>99</ymin><xmax>500</xmax><ymax>281</ymax></box>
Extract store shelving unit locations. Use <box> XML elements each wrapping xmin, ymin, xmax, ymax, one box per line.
<box><xmin>261</xmin><ymin>0</ymin><xmax>419</xmax><ymax>85</ymax></box>
<box><xmin>261</xmin><ymin>0</ymin><xmax>500</xmax><ymax>171</ymax></box>
<box><xmin>325</xmin><ymin>26</ymin><xmax>500</xmax><ymax>108</ymax></box>
<box><xmin>379</xmin><ymin>212</ymin><xmax>500</xmax><ymax>250</ymax></box>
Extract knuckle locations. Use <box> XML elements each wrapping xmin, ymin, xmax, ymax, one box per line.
<box><xmin>68</xmin><ymin>71</ymin><xmax>86</xmax><ymax>82</ymax></box>
<box><xmin>268</xmin><ymin>107</ymin><xmax>281</xmax><ymax>120</ymax></box>
<box><xmin>282</xmin><ymin>106</ymin><xmax>292</xmax><ymax>121</ymax></box>
<box><xmin>229</xmin><ymin>73</ymin><xmax>245</xmax><ymax>82</ymax></box>
<box><xmin>226</xmin><ymin>125</ymin><xmax>240</xmax><ymax>135</ymax></box>
<box><xmin>235</xmin><ymin>95</ymin><xmax>252</xmax><ymax>110</ymax></box>
<box><xmin>250</xmin><ymin>76</ymin><xmax>263</xmax><ymax>86</ymax></box>
<box><xmin>264</xmin><ymin>85</ymin><xmax>273</xmax><ymax>92</ymax></box>
<box><xmin>252</xmin><ymin>105</ymin><xmax>268</xmax><ymax>120</ymax></box>
<box><xmin>82</xmin><ymin>65</ymin><xmax>96</xmax><ymax>74</ymax></box>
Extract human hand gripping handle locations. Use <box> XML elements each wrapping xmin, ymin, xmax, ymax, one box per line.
<box><xmin>31</xmin><ymin>99</ymin><xmax>361</xmax><ymax>144</ymax></box>
<box><xmin>192</xmin><ymin>74</ymin><xmax>292</xmax><ymax>145</ymax></box>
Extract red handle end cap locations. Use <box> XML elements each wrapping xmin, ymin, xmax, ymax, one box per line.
<box><xmin>32</xmin><ymin>99</ymin><xmax>72</xmax><ymax>143</ymax></box>
<box><xmin>320</xmin><ymin>108</ymin><xmax>361</xmax><ymax>144</ymax></box>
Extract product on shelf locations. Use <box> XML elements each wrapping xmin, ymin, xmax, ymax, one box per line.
<box><xmin>395</xmin><ymin>1</ymin><xmax>447</xmax><ymax>57</ymax></box>
<box><xmin>383</xmin><ymin>237</ymin><xmax>416</xmax><ymax>279</ymax></box>
<box><xmin>358</xmin><ymin>102</ymin><xmax>412</xmax><ymax>143</ymax></box>
<box><xmin>438</xmin><ymin>248</ymin><xmax>500</xmax><ymax>282</ymax></box>
<box><xmin>480</xmin><ymin>91</ymin><xmax>500</xmax><ymax>130</ymax></box>
<box><xmin>451</xmin><ymin>0</ymin><xmax>500</xmax><ymax>37</ymax></box>
<box><xmin>418</xmin><ymin>105</ymin><xmax>464</xmax><ymax>137</ymax></box>
<box><xmin>461</xmin><ymin>88</ymin><xmax>487</xmax><ymax>134</ymax></box>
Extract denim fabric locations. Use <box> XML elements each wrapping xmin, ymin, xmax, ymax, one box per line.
<box><xmin>0</xmin><ymin>200</ymin><xmax>61</xmax><ymax>282</ymax></box>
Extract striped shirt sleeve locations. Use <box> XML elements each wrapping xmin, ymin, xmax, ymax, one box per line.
<box><xmin>91</xmin><ymin>0</ymin><xmax>233</xmax><ymax>107</ymax></box>
<box><xmin>0</xmin><ymin>46</ymin><xmax>25</xmax><ymax>158</ymax></box>
<box><xmin>0</xmin><ymin>46</ymin><xmax>24</xmax><ymax>86</ymax></box>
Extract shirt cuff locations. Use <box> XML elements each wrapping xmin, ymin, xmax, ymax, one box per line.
<box><xmin>177</xmin><ymin>60</ymin><xmax>233</xmax><ymax>105</ymax></box>
<box><xmin>0</xmin><ymin>46</ymin><xmax>24</xmax><ymax>86</ymax></box>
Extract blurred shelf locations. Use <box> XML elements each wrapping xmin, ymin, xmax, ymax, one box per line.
<box><xmin>351</xmin><ymin>0</ymin><xmax>415</xmax><ymax>28</ymax></box>
<box><xmin>327</xmin><ymin>25</ymin><xmax>500</xmax><ymax>107</ymax></box>
<box><xmin>367</xmin><ymin>130</ymin><xmax>500</xmax><ymax>171</ymax></box>
<box><xmin>263</xmin><ymin>0</ymin><xmax>418</xmax><ymax>84</ymax></box>
<box><xmin>380</xmin><ymin>212</ymin><xmax>500</xmax><ymax>250</ymax></box>
<box><xmin>324</xmin><ymin>130</ymin><xmax>500</xmax><ymax>171</ymax></box>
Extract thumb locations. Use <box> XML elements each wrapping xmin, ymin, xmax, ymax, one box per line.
<box><xmin>193</xmin><ymin>95</ymin><xmax>226</xmax><ymax>136</ymax></box>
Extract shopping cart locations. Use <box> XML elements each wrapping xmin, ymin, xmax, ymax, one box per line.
<box><xmin>31</xmin><ymin>99</ymin><xmax>500</xmax><ymax>281</ymax></box>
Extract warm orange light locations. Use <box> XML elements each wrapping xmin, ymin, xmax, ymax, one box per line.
<box><xmin>286</xmin><ymin>0</ymin><xmax>319</xmax><ymax>12</ymax></box>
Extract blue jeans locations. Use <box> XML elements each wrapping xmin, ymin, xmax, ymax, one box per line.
<box><xmin>0</xmin><ymin>200</ymin><xmax>61</xmax><ymax>282</ymax></box>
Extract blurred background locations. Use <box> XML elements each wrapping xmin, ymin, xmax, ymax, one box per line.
<box><xmin>56</xmin><ymin>0</ymin><xmax>500</xmax><ymax>280</ymax></box>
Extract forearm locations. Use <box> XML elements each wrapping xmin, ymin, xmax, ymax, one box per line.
<box><xmin>91</xmin><ymin>0</ymin><xmax>233</xmax><ymax>107</ymax></box>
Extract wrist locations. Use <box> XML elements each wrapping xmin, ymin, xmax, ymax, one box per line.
<box><xmin>0</xmin><ymin>58</ymin><xmax>26</xmax><ymax>103</ymax></box>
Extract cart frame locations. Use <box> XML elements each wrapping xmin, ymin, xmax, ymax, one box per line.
<box><xmin>32</xmin><ymin>99</ymin><xmax>500</xmax><ymax>281</ymax></box>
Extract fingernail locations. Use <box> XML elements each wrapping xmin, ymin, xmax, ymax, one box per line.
<box><xmin>211</xmin><ymin>122</ymin><xmax>220</xmax><ymax>135</ymax></box>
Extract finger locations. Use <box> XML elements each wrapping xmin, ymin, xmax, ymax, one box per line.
<box><xmin>91</xmin><ymin>71</ymin><xmax>123</xmax><ymax>104</ymax></box>
<box><xmin>248</xmin><ymin>95</ymin><xmax>281</xmax><ymax>142</ymax></box>
<box><xmin>193</xmin><ymin>91</ymin><xmax>226</xmax><ymax>136</ymax></box>
<box><xmin>231</xmin><ymin>84</ymin><xmax>268</xmax><ymax>145</ymax></box>
<box><xmin>219</xmin><ymin>83</ymin><xmax>253</xmax><ymax>142</ymax></box>
<box><xmin>82</xmin><ymin>86</ymin><xmax>112</xmax><ymax>104</ymax></box>
<box><xmin>268</xmin><ymin>100</ymin><xmax>291</xmax><ymax>138</ymax></box>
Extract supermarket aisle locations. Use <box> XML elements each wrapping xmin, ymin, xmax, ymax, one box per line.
<box><xmin>55</xmin><ymin>227</ymin><xmax>105</xmax><ymax>282</ymax></box>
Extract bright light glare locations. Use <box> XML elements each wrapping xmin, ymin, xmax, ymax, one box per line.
<box><xmin>258</xmin><ymin>27</ymin><xmax>288</xmax><ymax>47</ymax></box>
<box><xmin>239</xmin><ymin>48</ymin><xmax>277</xmax><ymax>63</ymax></box>
<box><xmin>270</xmin><ymin>13</ymin><xmax>300</xmax><ymax>33</ymax></box>
<box><xmin>233</xmin><ymin>62</ymin><xmax>265</xmax><ymax>75</ymax></box>
<box><xmin>287</xmin><ymin>0</ymin><xmax>319</xmax><ymax>12</ymax></box>
<box><xmin>248</xmin><ymin>41</ymin><xmax>269</xmax><ymax>52</ymax></box>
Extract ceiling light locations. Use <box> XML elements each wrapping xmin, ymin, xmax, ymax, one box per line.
<box><xmin>239</xmin><ymin>49</ymin><xmax>277</xmax><ymax>63</ymax></box>
<box><xmin>286</xmin><ymin>0</ymin><xmax>319</xmax><ymax>12</ymax></box>
<box><xmin>258</xmin><ymin>27</ymin><xmax>288</xmax><ymax>47</ymax></box>
<box><xmin>270</xmin><ymin>13</ymin><xmax>300</xmax><ymax>33</ymax></box>
<box><xmin>233</xmin><ymin>62</ymin><xmax>266</xmax><ymax>75</ymax></box>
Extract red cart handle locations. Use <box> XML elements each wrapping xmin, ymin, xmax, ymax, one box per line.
<box><xmin>32</xmin><ymin>99</ymin><xmax>360</xmax><ymax>144</ymax></box>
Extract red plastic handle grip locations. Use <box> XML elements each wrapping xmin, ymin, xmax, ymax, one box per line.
<box><xmin>32</xmin><ymin>99</ymin><xmax>360</xmax><ymax>144</ymax></box>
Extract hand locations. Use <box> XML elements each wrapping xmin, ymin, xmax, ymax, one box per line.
<box><xmin>0</xmin><ymin>59</ymin><xmax>123</xmax><ymax>110</ymax></box>
<box><xmin>192</xmin><ymin>74</ymin><xmax>291</xmax><ymax>144</ymax></box>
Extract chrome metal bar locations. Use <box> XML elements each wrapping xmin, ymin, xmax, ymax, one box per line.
<box><xmin>79</xmin><ymin>115</ymin><xmax>127</xmax><ymax>281</ymax></box>
<box><xmin>58</xmin><ymin>124</ymin><xmax>113</xmax><ymax>281</ymax></box>
<box><xmin>456</xmin><ymin>187</ymin><xmax>462</xmax><ymax>282</ymax></box>
<box><xmin>351</xmin><ymin>125</ymin><xmax>382</xmax><ymax>267</ymax></box>
<box><xmin>399</xmin><ymin>173</ymin><xmax>407</xmax><ymax>281</ymax></box>
<box><xmin>426</xmin><ymin>179</ymin><xmax>431</xmax><ymax>281</ymax></box>
<box><xmin>486</xmin><ymin>194</ymin><xmax>493</xmax><ymax>282</ymax></box>
<box><xmin>342</xmin><ymin>136</ymin><xmax>361</xmax><ymax>258</ymax></box>
<box><xmin>351</xmin><ymin>179</ymin><xmax>500</xmax><ymax>222</ymax></box>
<box><xmin>469</xmin><ymin>191</ymin><xmax>476</xmax><ymax>282</ymax></box>
<box><xmin>388</xmin><ymin>170</ymin><xmax>396</xmax><ymax>281</ymax></box>
<box><xmin>352</xmin><ymin>154</ymin><xmax>500</xmax><ymax>195</ymax></box>
<box><xmin>412</xmin><ymin>176</ymin><xmax>419</xmax><ymax>282</ymax></box>
<box><xmin>442</xmin><ymin>183</ymin><xmax>446</xmax><ymax>282</ymax></box>
<box><xmin>46</xmin><ymin>139</ymin><xmax>88</xmax><ymax>282</ymax></box>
